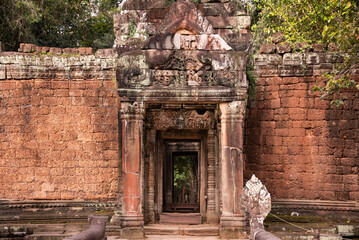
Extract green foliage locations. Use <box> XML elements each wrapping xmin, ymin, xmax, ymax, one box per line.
<box><xmin>173</xmin><ymin>156</ymin><xmax>195</xmax><ymax>204</ymax></box>
<box><xmin>247</xmin><ymin>55</ymin><xmax>257</xmax><ymax>101</ymax></box>
<box><xmin>250</xmin><ymin>0</ymin><xmax>359</xmax><ymax>50</ymax></box>
<box><xmin>129</xmin><ymin>19</ymin><xmax>136</xmax><ymax>38</ymax></box>
<box><xmin>0</xmin><ymin>0</ymin><xmax>118</xmax><ymax>50</ymax></box>
<box><xmin>243</xmin><ymin>0</ymin><xmax>359</xmax><ymax>106</ymax></box>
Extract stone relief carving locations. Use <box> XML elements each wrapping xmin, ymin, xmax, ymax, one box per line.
<box><xmin>180</xmin><ymin>35</ymin><xmax>198</xmax><ymax>50</ymax></box>
<box><xmin>120</xmin><ymin>101</ymin><xmax>145</xmax><ymax>119</ymax></box>
<box><xmin>144</xmin><ymin>50</ymin><xmax>241</xmax><ymax>87</ymax></box>
<box><xmin>159</xmin><ymin>0</ymin><xmax>214</xmax><ymax>34</ymax></box>
<box><xmin>146</xmin><ymin>109</ymin><xmax>214</xmax><ymax>130</ymax></box>
<box><xmin>239</xmin><ymin>175</ymin><xmax>274</xmax><ymax>240</ymax></box>
<box><xmin>146</xmin><ymin>34</ymin><xmax>232</xmax><ymax>51</ymax></box>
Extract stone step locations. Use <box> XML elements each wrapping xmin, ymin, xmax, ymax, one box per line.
<box><xmin>159</xmin><ymin>212</ymin><xmax>202</xmax><ymax>225</ymax></box>
<box><xmin>24</xmin><ymin>233</ymin><xmax>72</xmax><ymax>240</ymax></box>
<box><xmin>107</xmin><ymin>236</ymin><xmax>221</xmax><ymax>240</ymax></box>
<box><xmin>145</xmin><ymin>224</ymin><xmax>219</xmax><ymax>236</ymax></box>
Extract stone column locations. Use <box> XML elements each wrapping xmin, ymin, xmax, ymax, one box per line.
<box><xmin>207</xmin><ymin>129</ymin><xmax>218</xmax><ymax>223</ymax></box>
<box><xmin>147</xmin><ymin>129</ymin><xmax>156</xmax><ymax>223</ymax></box>
<box><xmin>119</xmin><ymin>101</ymin><xmax>144</xmax><ymax>237</ymax></box>
<box><xmin>219</xmin><ymin>101</ymin><xmax>246</xmax><ymax>232</ymax></box>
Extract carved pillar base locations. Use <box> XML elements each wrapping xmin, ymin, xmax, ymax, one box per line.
<box><xmin>219</xmin><ymin>226</ymin><xmax>248</xmax><ymax>239</ymax></box>
<box><xmin>144</xmin><ymin>211</ymin><xmax>155</xmax><ymax>224</ymax></box>
<box><xmin>121</xmin><ymin>227</ymin><xmax>145</xmax><ymax>239</ymax></box>
<box><xmin>207</xmin><ymin>212</ymin><xmax>220</xmax><ymax>224</ymax></box>
<box><xmin>120</xmin><ymin>215</ymin><xmax>144</xmax><ymax>228</ymax></box>
<box><xmin>110</xmin><ymin>212</ymin><xmax>122</xmax><ymax>225</ymax></box>
<box><xmin>220</xmin><ymin>214</ymin><xmax>246</xmax><ymax>227</ymax></box>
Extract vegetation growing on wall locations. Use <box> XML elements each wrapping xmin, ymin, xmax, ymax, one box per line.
<box><xmin>241</xmin><ymin>0</ymin><xmax>359</xmax><ymax>106</ymax></box>
<box><xmin>0</xmin><ymin>0</ymin><xmax>118</xmax><ymax>50</ymax></box>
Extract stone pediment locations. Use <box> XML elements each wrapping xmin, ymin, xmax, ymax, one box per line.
<box><xmin>115</xmin><ymin>0</ymin><xmax>251</xmax><ymax>102</ymax></box>
<box><xmin>158</xmin><ymin>0</ymin><xmax>214</xmax><ymax>34</ymax></box>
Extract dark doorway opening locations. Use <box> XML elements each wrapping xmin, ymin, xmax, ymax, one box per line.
<box><xmin>163</xmin><ymin>140</ymin><xmax>200</xmax><ymax>213</ymax></box>
<box><xmin>171</xmin><ymin>152</ymin><xmax>199</xmax><ymax>212</ymax></box>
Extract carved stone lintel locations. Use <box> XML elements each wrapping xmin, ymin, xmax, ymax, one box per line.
<box><xmin>147</xmin><ymin>109</ymin><xmax>215</xmax><ymax>130</ymax></box>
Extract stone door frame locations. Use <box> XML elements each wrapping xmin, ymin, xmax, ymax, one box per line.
<box><xmin>149</xmin><ymin>129</ymin><xmax>210</xmax><ymax>222</ymax></box>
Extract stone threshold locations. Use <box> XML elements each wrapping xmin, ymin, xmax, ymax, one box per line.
<box><xmin>144</xmin><ymin>224</ymin><xmax>220</xmax><ymax>236</ymax></box>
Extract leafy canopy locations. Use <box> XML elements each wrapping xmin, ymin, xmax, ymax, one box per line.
<box><xmin>0</xmin><ymin>0</ymin><xmax>119</xmax><ymax>50</ymax></box>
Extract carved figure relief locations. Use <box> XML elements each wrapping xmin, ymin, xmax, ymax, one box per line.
<box><xmin>146</xmin><ymin>109</ymin><xmax>215</xmax><ymax>130</ymax></box>
<box><xmin>153</xmin><ymin>70</ymin><xmax>175</xmax><ymax>86</ymax></box>
<box><xmin>159</xmin><ymin>0</ymin><xmax>214</xmax><ymax>34</ymax></box>
<box><xmin>239</xmin><ymin>175</ymin><xmax>272</xmax><ymax>240</ymax></box>
<box><xmin>181</xmin><ymin>35</ymin><xmax>198</xmax><ymax>50</ymax></box>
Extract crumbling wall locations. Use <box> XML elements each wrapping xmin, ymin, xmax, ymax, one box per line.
<box><xmin>0</xmin><ymin>48</ymin><xmax>120</xmax><ymax>200</ymax></box>
<box><xmin>245</xmin><ymin>50</ymin><xmax>359</xmax><ymax>201</ymax></box>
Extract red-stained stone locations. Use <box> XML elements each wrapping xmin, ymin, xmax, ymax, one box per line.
<box><xmin>78</xmin><ymin>47</ymin><xmax>93</xmax><ymax>55</ymax></box>
<box><xmin>49</xmin><ymin>47</ymin><xmax>62</xmax><ymax>55</ymax></box>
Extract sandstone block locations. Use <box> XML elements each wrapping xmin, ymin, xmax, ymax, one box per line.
<box><xmin>202</xmin><ymin>3</ymin><xmax>237</xmax><ymax>16</ymax></box>
<box><xmin>207</xmin><ymin>16</ymin><xmax>237</xmax><ymax>29</ymax></box>
<box><xmin>148</xmin><ymin>8</ymin><xmax>167</xmax><ymax>19</ymax></box>
<box><xmin>78</xmin><ymin>47</ymin><xmax>93</xmax><ymax>55</ymax></box>
<box><xmin>306</xmin><ymin>53</ymin><xmax>319</xmax><ymax>65</ymax></box>
<box><xmin>41</xmin><ymin>46</ymin><xmax>50</xmax><ymax>53</ymax></box>
<box><xmin>146</xmin><ymin>34</ymin><xmax>180</xmax><ymax>49</ymax></box>
<box><xmin>276</xmin><ymin>42</ymin><xmax>291</xmax><ymax>54</ymax></box>
<box><xmin>254</xmin><ymin>54</ymin><xmax>282</xmax><ymax>66</ymax></box>
<box><xmin>283</xmin><ymin>53</ymin><xmax>303</xmax><ymax>66</ymax></box>
<box><xmin>49</xmin><ymin>47</ymin><xmax>62</xmax><ymax>55</ymax></box>
<box><xmin>0</xmin><ymin>65</ymin><xmax>6</xmax><ymax>79</ymax></box>
<box><xmin>95</xmin><ymin>49</ymin><xmax>117</xmax><ymax>58</ymax></box>
<box><xmin>19</xmin><ymin>43</ymin><xmax>36</xmax><ymax>53</ymax></box>
<box><xmin>259</xmin><ymin>43</ymin><xmax>276</xmax><ymax>54</ymax></box>
<box><xmin>62</xmin><ymin>48</ymin><xmax>73</xmax><ymax>54</ymax></box>
<box><xmin>312</xmin><ymin>43</ymin><xmax>324</xmax><ymax>52</ymax></box>
<box><xmin>236</xmin><ymin>15</ymin><xmax>251</xmax><ymax>30</ymax></box>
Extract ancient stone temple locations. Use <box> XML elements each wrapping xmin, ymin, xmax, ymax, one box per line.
<box><xmin>0</xmin><ymin>0</ymin><xmax>358</xmax><ymax>239</ymax></box>
<box><xmin>113</xmin><ymin>0</ymin><xmax>251</xmax><ymax>237</ymax></box>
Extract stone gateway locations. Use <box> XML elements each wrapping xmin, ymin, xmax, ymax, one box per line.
<box><xmin>114</xmin><ymin>0</ymin><xmax>251</xmax><ymax>237</ymax></box>
<box><xmin>0</xmin><ymin>0</ymin><xmax>358</xmax><ymax>238</ymax></box>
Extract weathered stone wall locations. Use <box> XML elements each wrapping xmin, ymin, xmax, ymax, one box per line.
<box><xmin>0</xmin><ymin>50</ymin><xmax>120</xmax><ymax>200</ymax></box>
<box><xmin>245</xmin><ymin>52</ymin><xmax>359</xmax><ymax>201</ymax></box>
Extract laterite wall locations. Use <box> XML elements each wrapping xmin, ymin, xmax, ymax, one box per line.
<box><xmin>244</xmin><ymin>52</ymin><xmax>359</xmax><ymax>201</ymax></box>
<box><xmin>0</xmin><ymin>48</ymin><xmax>120</xmax><ymax>200</ymax></box>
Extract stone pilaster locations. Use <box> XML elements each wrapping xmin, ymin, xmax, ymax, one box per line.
<box><xmin>207</xmin><ymin>129</ymin><xmax>218</xmax><ymax>223</ymax></box>
<box><xmin>219</xmin><ymin>101</ymin><xmax>246</xmax><ymax>229</ymax></box>
<box><xmin>119</xmin><ymin>101</ymin><xmax>145</xmax><ymax>237</ymax></box>
<box><xmin>147</xmin><ymin>129</ymin><xmax>156</xmax><ymax>223</ymax></box>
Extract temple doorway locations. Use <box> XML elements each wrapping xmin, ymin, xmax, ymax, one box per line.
<box><xmin>163</xmin><ymin>140</ymin><xmax>201</xmax><ymax>212</ymax></box>
<box><xmin>163</xmin><ymin>144</ymin><xmax>199</xmax><ymax>213</ymax></box>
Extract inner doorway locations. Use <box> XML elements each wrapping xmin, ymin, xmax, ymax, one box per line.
<box><xmin>172</xmin><ymin>152</ymin><xmax>199</xmax><ymax>212</ymax></box>
<box><xmin>163</xmin><ymin>141</ymin><xmax>200</xmax><ymax>213</ymax></box>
